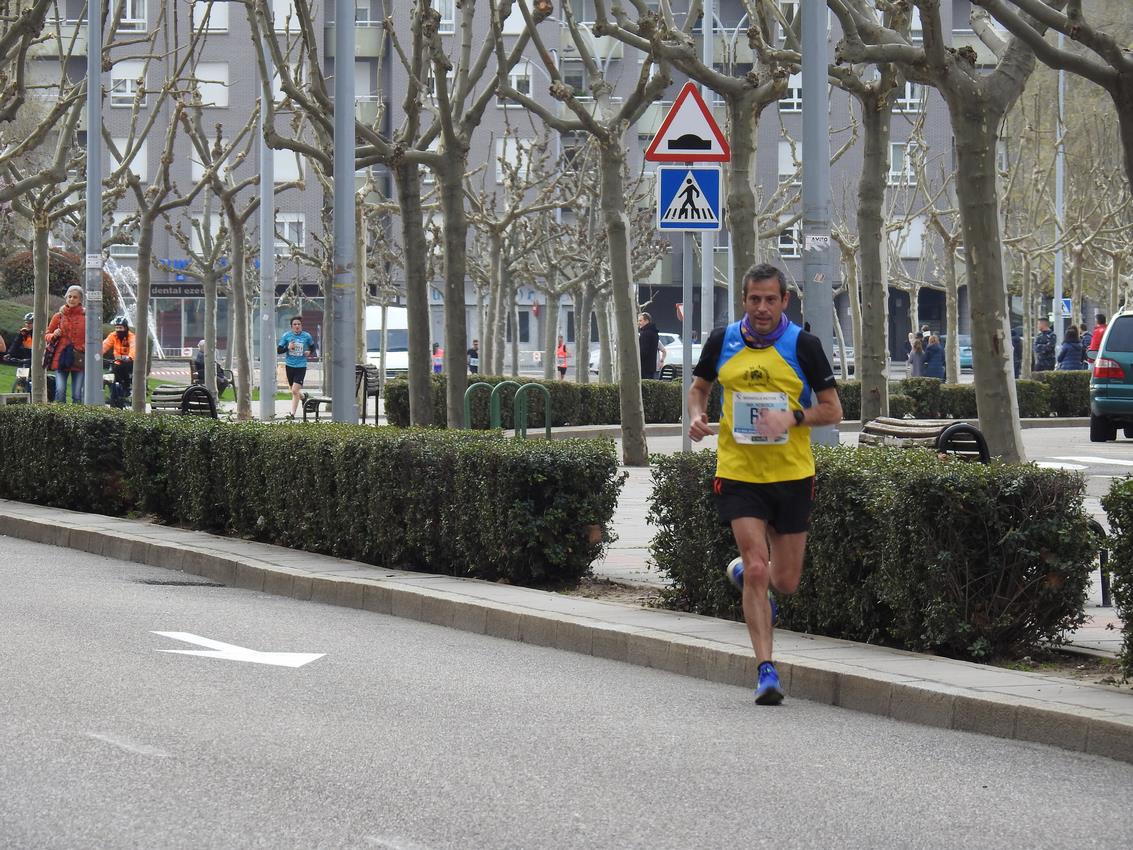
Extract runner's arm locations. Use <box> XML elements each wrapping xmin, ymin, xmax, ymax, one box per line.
<box><xmin>688</xmin><ymin>377</ymin><xmax>715</xmax><ymax>441</ymax></box>
<box><xmin>798</xmin><ymin>386</ymin><xmax>841</xmax><ymax>427</ymax></box>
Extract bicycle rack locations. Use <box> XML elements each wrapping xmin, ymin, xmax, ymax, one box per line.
<box><xmin>463</xmin><ymin>381</ymin><xmax>551</xmax><ymax>440</ymax></box>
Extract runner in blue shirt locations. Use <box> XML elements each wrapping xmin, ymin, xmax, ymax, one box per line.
<box><xmin>277</xmin><ymin>316</ymin><xmax>317</xmax><ymax>419</ymax></box>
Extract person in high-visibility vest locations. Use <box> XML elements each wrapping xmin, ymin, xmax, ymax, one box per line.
<box><xmin>432</xmin><ymin>342</ymin><xmax>444</xmax><ymax>373</ymax></box>
<box><xmin>556</xmin><ymin>335</ymin><xmax>569</xmax><ymax>380</ymax></box>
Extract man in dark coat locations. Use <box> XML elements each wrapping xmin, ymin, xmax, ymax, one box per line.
<box><xmin>1033</xmin><ymin>318</ymin><xmax>1056</xmax><ymax>372</ymax></box>
<box><xmin>638</xmin><ymin>312</ymin><xmax>660</xmax><ymax>380</ymax></box>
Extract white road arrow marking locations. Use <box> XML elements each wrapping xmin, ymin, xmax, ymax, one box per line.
<box><xmin>152</xmin><ymin>631</ymin><xmax>324</xmax><ymax>668</ymax></box>
<box><xmin>1052</xmin><ymin>456</ymin><xmax>1133</xmax><ymax>467</ymax></box>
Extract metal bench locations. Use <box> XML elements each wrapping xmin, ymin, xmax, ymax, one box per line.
<box><xmin>657</xmin><ymin>363</ymin><xmax>682</xmax><ymax>381</ymax></box>
<box><xmin>359</xmin><ymin>364</ymin><xmax>381</xmax><ymax>423</ymax></box>
<box><xmin>150</xmin><ymin>384</ymin><xmax>218</xmax><ymax>418</ymax></box>
<box><xmin>859</xmin><ymin>417</ymin><xmax>991</xmax><ymax>464</ymax></box>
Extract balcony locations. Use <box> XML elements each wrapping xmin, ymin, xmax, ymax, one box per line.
<box><xmin>356</xmin><ymin>95</ymin><xmax>383</xmax><ymax>125</ymax></box>
<box><xmin>714</xmin><ymin>32</ymin><xmax>753</xmax><ymax>64</ymax></box>
<box><xmin>324</xmin><ymin>21</ymin><xmax>385</xmax><ymax>60</ymax></box>
<box><xmin>28</xmin><ymin>20</ymin><xmax>86</xmax><ymax>58</ymax></box>
<box><xmin>560</xmin><ymin>27</ymin><xmax>623</xmax><ymax>61</ymax></box>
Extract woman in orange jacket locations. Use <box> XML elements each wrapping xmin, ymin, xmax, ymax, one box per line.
<box><xmin>45</xmin><ymin>285</ymin><xmax>87</xmax><ymax>403</ymax></box>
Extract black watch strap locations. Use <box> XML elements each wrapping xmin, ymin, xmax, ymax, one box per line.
<box><xmin>793</xmin><ymin>408</ymin><xmax>805</xmax><ymax>426</ymax></box>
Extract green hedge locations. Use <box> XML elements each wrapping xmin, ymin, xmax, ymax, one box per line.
<box><xmin>1015</xmin><ymin>379</ymin><xmax>1050</xmax><ymax>418</ymax></box>
<box><xmin>1100</xmin><ymin>477</ymin><xmax>1133</xmax><ymax>677</ymax></box>
<box><xmin>1034</xmin><ymin>370</ymin><xmax>1090</xmax><ymax>417</ymax></box>
<box><xmin>939</xmin><ymin>384</ymin><xmax>978</xmax><ymax>419</ymax></box>
<box><xmin>648</xmin><ymin>447</ymin><xmax>1094</xmax><ymax>659</ymax></box>
<box><xmin>385</xmin><ymin>375</ymin><xmax>722</xmax><ymax>429</ymax></box>
<box><xmin>0</xmin><ymin>406</ymin><xmax>624</xmax><ymax>587</ymax></box>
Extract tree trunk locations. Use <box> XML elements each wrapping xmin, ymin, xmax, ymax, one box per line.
<box><xmin>1112</xmin><ymin>81</ymin><xmax>1133</xmax><ymax>199</ymax></box>
<box><xmin>726</xmin><ymin>94</ymin><xmax>759</xmax><ymax>317</ymax></box>
<box><xmin>596</xmin><ymin>293</ymin><xmax>613</xmax><ymax>384</ymax></box>
<box><xmin>486</xmin><ymin>233</ymin><xmax>505</xmax><ymax>375</ymax></box>
<box><xmin>1070</xmin><ymin>247</ymin><xmax>1084</xmax><ymax>328</ymax></box>
<box><xmin>228</xmin><ymin>222</ymin><xmax>253</xmax><ymax>421</ymax></box>
<box><xmin>201</xmin><ymin>269</ymin><xmax>219</xmax><ymax>400</ymax></box>
<box><xmin>856</xmin><ymin>92</ymin><xmax>891</xmax><ymax>419</ymax></box>
<box><xmin>1020</xmin><ymin>254</ymin><xmax>1033</xmax><ymax>379</ymax></box>
<box><xmin>951</xmin><ymin>109</ymin><xmax>1025</xmax><ymax>462</ymax></box>
<box><xmin>574</xmin><ymin>286</ymin><xmax>591</xmax><ymax>384</ymax></box>
<box><xmin>943</xmin><ymin>248</ymin><xmax>961</xmax><ymax>384</ymax></box>
<box><xmin>543</xmin><ymin>271</ymin><xmax>559</xmax><ymax>380</ymax></box>
<box><xmin>436</xmin><ymin>159</ymin><xmax>469</xmax><ymax>427</ymax></box>
<box><xmin>128</xmin><ymin>216</ymin><xmax>157</xmax><ymax>410</ymax></box>
<box><xmin>355</xmin><ymin>202</ymin><xmax>366</xmax><ymax>364</ymax></box>
<box><xmin>394</xmin><ymin>162</ymin><xmax>433</xmax><ymax>425</ymax></box>
<box><xmin>30</xmin><ymin>220</ymin><xmax>49</xmax><ymax>404</ymax></box>
<box><xmin>1108</xmin><ymin>255</ymin><xmax>1122</xmax><ymax>319</ymax></box>
<box><xmin>599</xmin><ymin>143</ymin><xmax>647</xmax><ymax>465</ymax></box>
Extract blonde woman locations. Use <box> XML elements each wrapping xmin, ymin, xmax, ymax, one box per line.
<box><xmin>45</xmin><ymin>285</ymin><xmax>87</xmax><ymax>403</ymax></box>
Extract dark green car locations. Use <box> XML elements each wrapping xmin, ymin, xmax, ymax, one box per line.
<box><xmin>1089</xmin><ymin>311</ymin><xmax>1133</xmax><ymax>441</ymax></box>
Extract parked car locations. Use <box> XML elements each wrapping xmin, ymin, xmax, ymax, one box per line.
<box><xmin>1089</xmin><ymin>310</ymin><xmax>1133</xmax><ymax>442</ymax></box>
<box><xmin>589</xmin><ymin>333</ymin><xmax>701</xmax><ymax>374</ymax></box>
<box><xmin>831</xmin><ymin>343</ymin><xmax>855</xmax><ymax>375</ymax></box>
<box><xmin>940</xmin><ymin>334</ymin><xmax>973</xmax><ymax>370</ymax></box>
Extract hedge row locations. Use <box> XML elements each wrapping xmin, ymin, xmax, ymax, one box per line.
<box><xmin>839</xmin><ymin>374</ymin><xmax>1086</xmax><ymax>420</ymax></box>
<box><xmin>648</xmin><ymin>447</ymin><xmax>1095</xmax><ymax>659</ymax></box>
<box><xmin>384</xmin><ymin>375</ymin><xmax>722</xmax><ymax>428</ymax></box>
<box><xmin>0</xmin><ymin>405</ymin><xmax>624</xmax><ymax>587</ymax></box>
<box><xmin>1100</xmin><ymin>478</ymin><xmax>1133</xmax><ymax>677</ymax></box>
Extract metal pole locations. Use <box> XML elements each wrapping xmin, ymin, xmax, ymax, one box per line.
<box><xmin>682</xmin><ymin>232</ymin><xmax>693</xmax><ymax>453</ymax></box>
<box><xmin>84</xmin><ymin>0</ymin><xmax>103</xmax><ymax>404</ymax></box>
<box><xmin>801</xmin><ymin>0</ymin><xmax>835</xmax><ymax>446</ymax></box>
<box><xmin>700</xmin><ymin>0</ymin><xmax>714</xmax><ymax>343</ymax></box>
<box><xmin>332</xmin><ymin>0</ymin><xmax>357</xmax><ymax>422</ymax></box>
<box><xmin>1053</xmin><ymin>33</ymin><xmax>1065</xmax><ymax>339</ymax></box>
<box><xmin>259</xmin><ymin>36</ymin><xmax>276</xmax><ymax>420</ymax></box>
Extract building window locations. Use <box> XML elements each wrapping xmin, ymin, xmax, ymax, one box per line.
<box><xmin>561</xmin><ymin>59</ymin><xmax>587</xmax><ymax>99</ymax></box>
<box><xmin>437</xmin><ymin>0</ymin><xmax>455</xmax><ymax>34</ymax></box>
<box><xmin>190</xmin><ymin>212</ymin><xmax>223</xmax><ymax>255</ymax></box>
<box><xmin>191</xmin><ymin>138</ymin><xmax>228</xmax><ymax>182</ymax></box>
<box><xmin>778</xmin><ymin>1</ymin><xmax>798</xmax><ymax>40</ymax></box>
<box><xmin>191</xmin><ymin>1</ymin><xmax>228</xmax><ymax>32</ymax></box>
<box><xmin>895</xmin><ymin>215</ymin><xmax>926</xmax><ymax>259</ymax></box>
<box><xmin>275</xmin><ymin>213</ymin><xmax>305</xmax><ymax>251</ymax></box>
<box><xmin>110</xmin><ymin>137</ymin><xmax>147</xmax><ymax>181</ymax></box>
<box><xmin>780</xmin><ymin>73</ymin><xmax>802</xmax><ymax>112</ymax></box>
<box><xmin>192</xmin><ymin>62</ymin><xmax>229</xmax><ymax>108</ymax></box>
<box><xmin>500</xmin><ymin>61</ymin><xmax>532</xmax><ymax>105</ymax></box>
<box><xmin>506</xmin><ymin>310</ymin><xmax>531</xmax><ymax>344</ymax></box>
<box><xmin>496</xmin><ymin>137</ymin><xmax>533</xmax><ymax>184</ymax></box>
<box><xmin>110</xmin><ymin>212</ymin><xmax>138</xmax><ymax>258</ymax></box>
<box><xmin>778</xmin><ymin>140</ymin><xmax>800</xmax><ymax>185</ymax></box>
<box><xmin>893</xmin><ymin>81</ymin><xmax>924</xmax><ymax>113</ymax></box>
<box><xmin>909</xmin><ymin>7</ymin><xmax>923</xmax><ymax>42</ymax></box>
<box><xmin>888</xmin><ymin>141</ymin><xmax>919</xmax><ymax>186</ymax></box>
<box><xmin>120</xmin><ymin>0</ymin><xmax>146</xmax><ymax>31</ymax></box>
<box><xmin>273</xmin><ymin>149</ymin><xmax>303</xmax><ymax>183</ymax></box>
<box><xmin>777</xmin><ymin>221</ymin><xmax>801</xmax><ymax>259</ymax></box>
<box><xmin>110</xmin><ymin>60</ymin><xmax>145</xmax><ymax>108</ymax></box>
<box><xmin>272</xmin><ymin>0</ymin><xmax>297</xmax><ymax>33</ymax></box>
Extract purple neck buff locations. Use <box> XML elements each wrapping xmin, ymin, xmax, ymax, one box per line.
<box><xmin>740</xmin><ymin>313</ymin><xmax>789</xmax><ymax>349</ymax></box>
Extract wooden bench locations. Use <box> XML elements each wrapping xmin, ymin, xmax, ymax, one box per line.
<box><xmin>150</xmin><ymin>384</ymin><xmax>218</xmax><ymax>418</ymax></box>
<box><xmin>359</xmin><ymin>364</ymin><xmax>381</xmax><ymax>424</ymax></box>
<box><xmin>302</xmin><ymin>366</ymin><xmax>366</xmax><ymax>422</ymax></box>
<box><xmin>859</xmin><ymin>417</ymin><xmax>990</xmax><ymax>463</ymax></box>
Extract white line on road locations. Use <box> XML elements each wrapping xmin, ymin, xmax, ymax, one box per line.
<box><xmin>85</xmin><ymin>732</ymin><xmax>170</xmax><ymax>758</ymax></box>
<box><xmin>1052</xmin><ymin>456</ymin><xmax>1133</xmax><ymax>467</ymax></box>
<box><xmin>152</xmin><ymin>631</ymin><xmax>324</xmax><ymax>668</ymax></box>
<box><xmin>1035</xmin><ymin>461</ymin><xmax>1087</xmax><ymax>470</ymax></box>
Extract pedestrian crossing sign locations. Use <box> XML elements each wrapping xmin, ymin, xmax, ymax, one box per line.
<box><xmin>657</xmin><ymin>165</ymin><xmax>722</xmax><ymax>231</ymax></box>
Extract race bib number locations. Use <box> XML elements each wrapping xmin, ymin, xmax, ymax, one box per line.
<box><xmin>288</xmin><ymin>339</ymin><xmax>304</xmax><ymax>357</ymax></box>
<box><xmin>732</xmin><ymin>391</ymin><xmax>789</xmax><ymax>445</ymax></box>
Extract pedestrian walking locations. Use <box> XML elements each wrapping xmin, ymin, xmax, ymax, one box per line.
<box><xmin>432</xmin><ymin>342</ymin><xmax>444</xmax><ymax>374</ymax></box>
<box><xmin>1088</xmin><ymin>314</ymin><xmax>1107</xmax><ymax>361</ymax></box>
<box><xmin>687</xmin><ymin>263</ymin><xmax>842</xmax><ymax>705</ymax></box>
<box><xmin>1033</xmin><ymin>319</ymin><xmax>1056</xmax><ymax>372</ymax></box>
<box><xmin>922</xmin><ymin>334</ymin><xmax>945</xmax><ymax>379</ymax></box>
<box><xmin>638</xmin><ymin>312</ymin><xmax>659</xmax><ymax>380</ymax></box>
<box><xmin>45</xmin><ymin>285</ymin><xmax>86</xmax><ymax>403</ymax></box>
<box><xmin>278</xmin><ymin>316</ymin><xmax>316</xmax><ymax>419</ymax></box>
<box><xmin>1057</xmin><ymin>326</ymin><xmax>1087</xmax><ymax>370</ymax></box>
<box><xmin>908</xmin><ymin>336</ymin><xmax>924</xmax><ymax>377</ymax></box>
<box><xmin>556</xmin><ymin>335</ymin><xmax>569</xmax><ymax>380</ymax></box>
<box><xmin>467</xmin><ymin>339</ymin><xmax>480</xmax><ymax>374</ymax></box>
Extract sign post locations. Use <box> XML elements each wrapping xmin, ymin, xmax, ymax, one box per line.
<box><xmin>646</xmin><ymin>82</ymin><xmax>730</xmax><ymax>452</ymax></box>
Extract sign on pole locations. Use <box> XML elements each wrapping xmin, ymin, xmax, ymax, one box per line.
<box><xmin>644</xmin><ymin>82</ymin><xmax>730</xmax><ymax>163</ymax></box>
<box><xmin>657</xmin><ymin>166</ymin><xmax>722</xmax><ymax>231</ymax></box>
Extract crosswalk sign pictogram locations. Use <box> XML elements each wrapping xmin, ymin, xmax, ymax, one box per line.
<box><xmin>645</xmin><ymin>82</ymin><xmax>730</xmax><ymax>163</ymax></box>
<box><xmin>657</xmin><ymin>166</ymin><xmax>722</xmax><ymax>231</ymax></box>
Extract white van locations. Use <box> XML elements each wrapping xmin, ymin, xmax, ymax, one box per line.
<box><xmin>365</xmin><ymin>305</ymin><xmax>410</xmax><ymax>378</ymax></box>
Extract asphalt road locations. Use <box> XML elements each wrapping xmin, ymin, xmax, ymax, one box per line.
<box><xmin>2</xmin><ymin>537</ymin><xmax>1131</xmax><ymax>850</ymax></box>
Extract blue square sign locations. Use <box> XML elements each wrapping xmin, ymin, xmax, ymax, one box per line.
<box><xmin>657</xmin><ymin>165</ymin><xmax>722</xmax><ymax>231</ymax></box>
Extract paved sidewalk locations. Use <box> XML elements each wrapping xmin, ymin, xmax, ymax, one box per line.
<box><xmin>1</xmin><ymin>499</ymin><xmax>1130</xmax><ymax>765</ymax></box>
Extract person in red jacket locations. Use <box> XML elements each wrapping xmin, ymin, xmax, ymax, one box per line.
<box><xmin>1087</xmin><ymin>314</ymin><xmax>1107</xmax><ymax>361</ymax></box>
<box><xmin>45</xmin><ymin>286</ymin><xmax>87</xmax><ymax>403</ymax></box>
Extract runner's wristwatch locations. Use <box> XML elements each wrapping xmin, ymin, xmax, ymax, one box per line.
<box><xmin>793</xmin><ymin>409</ymin><xmax>805</xmax><ymax>426</ymax></box>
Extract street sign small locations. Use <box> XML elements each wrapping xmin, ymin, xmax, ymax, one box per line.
<box><xmin>657</xmin><ymin>166</ymin><xmax>723</xmax><ymax>231</ymax></box>
<box><xmin>644</xmin><ymin>82</ymin><xmax>730</xmax><ymax>163</ymax></box>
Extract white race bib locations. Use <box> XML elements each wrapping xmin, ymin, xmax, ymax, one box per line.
<box><xmin>732</xmin><ymin>391</ymin><xmax>789</xmax><ymax>445</ymax></box>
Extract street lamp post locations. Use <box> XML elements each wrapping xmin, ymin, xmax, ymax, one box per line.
<box><xmin>331</xmin><ymin>0</ymin><xmax>357</xmax><ymax>422</ymax></box>
<box><xmin>84</xmin><ymin>0</ymin><xmax>103</xmax><ymax>404</ymax></box>
<box><xmin>258</xmin><ymin>38</ymin><xmax>276</xmax><ymax>420</ymax></box>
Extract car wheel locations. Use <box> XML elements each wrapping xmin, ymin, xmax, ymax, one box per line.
<box><xmin>1090</xmin><ymin>413</ymin><xmax>1117</xmax><ymax>442</ymax></box>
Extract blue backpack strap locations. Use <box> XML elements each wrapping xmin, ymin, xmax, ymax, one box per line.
<box><xmin>717</xmin><ymin>321</ymin><xmax>745</xmax><ymax>374</ymax></box>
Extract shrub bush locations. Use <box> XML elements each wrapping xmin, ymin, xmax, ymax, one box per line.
<box><xmin>888</xmin><ymin>394</ymin><xmax>916</xmax><ymax>418</ymax></box>
<box><xmin>1101</xmin><ymin>477</ymin><xmax>1133</xmax><ymax>678</ymax></box>
<box><xmin>898</xmin><ymin>377</ymin><xmax>944</xmax><ymax>417</ymax></box>
<box><xmin>0</xmin><ymin>406</ymin><xmax>624</xmax><ymax>587</ymax></box>
<box><xmin>649</xmin><ymin>446</ymin><xmax>1094</xmax><ymax>659</ymax></box>
<box><xmin>838</xmin><ymin>380</ymin><xmax>861</xmax><ymax>421</ymax></box>
<box><xmin>939</xmin><ymin>384</ymin><xmax>978</xmax><ymax>419</ymax></box>
<box><xmin>1034</xmin><ymin>370</ymin><xmax>1090</xmax><ymax>417</ymax></box>
<box><xmin>0</xmin><ymin>249</ymin><xmax>121</xmax><ymax>319</ymax></box>
<box><xmin>1015</xmin><ymin>379</ymin><xmax>1050</xmax><ymax>418</ymax></box>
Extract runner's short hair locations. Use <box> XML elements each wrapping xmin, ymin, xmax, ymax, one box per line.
<box><xmin>290</xmin><ymin>315</ymin><xmax>302</xmax><ymax>324</ymax></box>
<box><xmin>742</xmin><ymin>263</ymin><xmax>787</xmax><ymax>297</ymax></box>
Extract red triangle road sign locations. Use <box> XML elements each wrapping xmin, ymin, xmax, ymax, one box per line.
<box><xmin>644</xmin><ymin>82</ymin><xmax>730</xmax><ymax>163</ymax></box>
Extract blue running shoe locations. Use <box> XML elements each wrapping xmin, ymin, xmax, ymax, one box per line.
<box><xmin>755</xmin><ymin>661</ymin><xmax>784</xmax><ymax>705</ymax></box>
<box><xmin>724</xmin><ymin>558</ymin><xmax>779</xmax><ymax>625</ymax></box>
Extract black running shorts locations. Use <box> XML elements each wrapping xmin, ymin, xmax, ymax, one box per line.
<box><xmin>713</xmin><ymin>476</ymin><xmax>816</xmax><ymax>534</ymax></box>
<box><xmin>285</xmin><ymin>366</ymin><xmax>307</xmax><ymax>387</ymax></box>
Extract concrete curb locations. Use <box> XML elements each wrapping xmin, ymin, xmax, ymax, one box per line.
<box><xmin>1</xmin><ymin>500</ymin><xmax>1130</xmax><ymax>765</ymax></box>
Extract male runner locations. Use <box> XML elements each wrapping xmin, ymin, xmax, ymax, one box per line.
<box><xmin>688</xmin><ymin>263</ymin><xmax>842</xmax><ymax>705</ymax></box>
